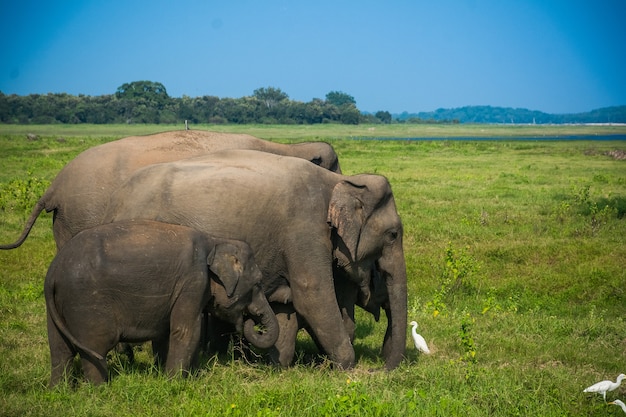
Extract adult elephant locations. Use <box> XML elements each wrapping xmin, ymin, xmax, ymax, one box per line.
<box><xmin>1</xmin><ymin>130</ymin><xmax>341</xmax><ymax>251</ymax></box>
<box><xmin>102</xmin><ymin>149</ymin><xmax>407</xmax><ymax>370</ymax></box>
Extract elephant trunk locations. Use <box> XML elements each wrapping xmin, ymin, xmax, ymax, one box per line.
<box><xmin>378</xmin><ymin>242</ymin><xmax>408</xmax><ymax>370</ymax></box>
<box><xmin>243</xmin><ymin>285</ymin><xmax>280</xmax><ymax>349</ymax></box>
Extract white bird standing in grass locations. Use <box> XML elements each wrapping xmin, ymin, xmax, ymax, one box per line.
<box><xmin>583</xmin><ymin>373</ymin><xmax>626</xmax><ymax>402</ymax></box>
<box><xmin>608</xmin><ymin>400</ymin><xmax>626</xmax><ymax>413</ymax></box>
<box><xmin>409</xmin><ymin>321</ymin><xmax>430</xmax><ymax>354</ymax></box>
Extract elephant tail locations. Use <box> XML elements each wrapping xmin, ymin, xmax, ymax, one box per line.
<box><xmin>0</xmin><ymin>198</ymin><xmax>47</xmax><ymax>249</ymax></box>
<box><xmin>44</xmin><ymin>273</ymin><xmax>105</xmax><ymax>361</ymax></box>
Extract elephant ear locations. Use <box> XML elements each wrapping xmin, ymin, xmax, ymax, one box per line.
<box><xmin>207</xmin><ymin>243</ymin><xmax>243</xmax><ymax>297</ymax></box>
<box><xmin>309</xmin><ymin>155</ymin><xmax>323</xmax><ymax>166</ymax></box>
<box><xmin>327</xmin><ymin>180</ymin><xmax>366</xmax><ymax>261</ymax></box>
<box><xmin>327</xmin><ymin>176</ymin><xmax>393</xmax><ymax>261</ymax></box>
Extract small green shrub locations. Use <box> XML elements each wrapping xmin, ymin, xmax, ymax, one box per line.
<box><xmin>0</xmin><ymin>172</ymin><xmax>50</xmax><ymax>213</ymax></box>
<box><xmin>459</xmin><ymin>312</ymin><xmax>477</xmax><ymax>365</ymax></box>
<box><xmin>320</xmin><ymin>379</ymin><xmax>392</xmax><ymax>416</ymax></box>
<box><xmin>426</xmin><ymin>243</ymin><xmax>481</xmax><ymax>317</ymax></box>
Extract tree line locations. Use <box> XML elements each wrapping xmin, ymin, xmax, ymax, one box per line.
<box><xmin>0</xmin><ymin>81</ymin><xmax>394</xmax><ymax>125</ymax></box>
<box><xmin>397</xmin><ymin>105</ymin><xmax>626</xmax><ymax>124</ymax></box>
<box><xmin>7</xmin><ymin>80</ymin><xmax>615</xmax><ymax>125</ymax></box>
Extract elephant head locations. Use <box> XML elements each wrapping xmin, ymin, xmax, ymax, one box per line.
<box><xmin>288</xmin><ymin>142</ymin><xmax>342</xmax><ymax>174</ymax></box>
<box><xmin>327</xmin><ymin>174</ymin><xmax>408</xmax><ymax>369</ymax></box>
<box><xmin>207</xmin><ymin>241</ymin><xmax>279</xmax><ymax>349</ymax></box>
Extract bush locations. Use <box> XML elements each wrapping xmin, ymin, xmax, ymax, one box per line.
<box><xmin>0</xmin><ymin>173</ymin><xmax>49</xmax><ymax>213</ymax></box>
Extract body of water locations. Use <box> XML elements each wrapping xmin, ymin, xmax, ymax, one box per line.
<box><xmin>354</xmin><ymin>135</ymin><xmax>626</xmax><ymax>141</ymax></box>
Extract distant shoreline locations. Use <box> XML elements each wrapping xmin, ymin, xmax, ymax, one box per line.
<box><xmin>353</xmin><ymin>134</ymin><xmax>626</xmax><ymax>141</ymax></box>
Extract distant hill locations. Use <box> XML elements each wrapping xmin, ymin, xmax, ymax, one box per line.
<box><xmin>394</xmin><ymin>105</ymin><xmax>626</xmax><ymax>124</ymax></box>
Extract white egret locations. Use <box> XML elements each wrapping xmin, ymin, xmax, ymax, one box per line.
<box><xmin>609</xmin><ymin>400</ymin><xmax>626</xmax><ymax>413</ymax></box>
<box><xmin>409</xmin><ymin>321</ymin><xmax>430</xmax><ymax>354</ymax></box>
<box><xmin>583</xmin><ymin>373</ymin><xmax>626</xmax><ymax>402</ymax></box>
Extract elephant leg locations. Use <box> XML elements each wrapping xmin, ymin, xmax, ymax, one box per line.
<box><xmin>289</xmin><ymin>269</ymin><xmax>355</xmax><ymax>369</ymax></box>
<box><xmin>334</xmin><ymin>278</ymin><xmax>358</xmax><ymax>343</ymax></box>
<box><xmin>338</xmin><ymin>304</ymin><xmax>356</xmax><ymax>343</ymax></box>
<box><xmin>164</xmin><ymin>308</ymin><xmax>203</xmax><ymax>377</ymax></box>
<box><xmin>47</xmin><ymin>312</ymin><xmax>76</xmax><ymax>387</ymax></box>
<box><xmin>303</xmin><ymin>303</ymin><xmax>355</xmax><ymax>354</ymax></box>
<box><xmin>269</xmin><ymin>303</ymin><xmax>301</xmax><ymax>367</ymax></box>
<box><xmin>299</xmin><ymin>278</ymin><xmax>358</xmax><ymax>357</ymax></box>
<box><xmin>65</xmin><ymin>311</ymin><xmax>114</xmax><ymax>384</ymax></box>
<box><xmin>200</xmin><ymin>308</ymin><xmax>209</xmax><ymax>354</ymax></box>
<box><xmin>81</xmin><ymin>354</ymin><xmax>108</xmax><ymax>385</ymax></box>
<box><xmin>152</xmin><ymin>336</ymin><xmax>169</xmax><ymax>368</ymax></box>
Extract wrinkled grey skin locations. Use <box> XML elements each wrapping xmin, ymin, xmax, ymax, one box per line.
<box><xmin>1</xmin><ymin>130</ymin><xmax>341</xmax><ymax>251</ymax></box>
<box><xmin>45</xmin><ymin>219</ymin><xmax>278</xmax><ymax>386</ymax></box>
<box><xmin>103</xmin><ymin>150</ymin><xmax>407</xmax><ymax>370</ymax></box>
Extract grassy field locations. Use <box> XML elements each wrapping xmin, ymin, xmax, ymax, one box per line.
<box><xmin>2</xmin><ymin>122</ymin><xmax>626</xmax><ymax>140</ymax></box>
<box><xmin>1</xmin><ymin>124</ymin><xmax>625</xmax><ymax>416</ymax></box>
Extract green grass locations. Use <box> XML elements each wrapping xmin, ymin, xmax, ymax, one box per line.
<box><xmin>1</xmin><ymin>125</ymin><xmax>625</xmax><ymax>416</ymax></box>
<box><xmin>2</xmin><ymin>122</ymin><xmax>626</xmax><ymax>140</ymax></box>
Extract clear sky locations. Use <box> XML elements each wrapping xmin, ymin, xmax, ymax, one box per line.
<box><xmin>1</xmin><ymin>0</ymin><xmax>625</xmax><ymax>114</ymax></box>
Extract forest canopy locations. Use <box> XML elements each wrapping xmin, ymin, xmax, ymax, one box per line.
<box><xmin>0</xmin><ymin>81</ymin><xmax>386</xmax><ymax>125</ymax></box>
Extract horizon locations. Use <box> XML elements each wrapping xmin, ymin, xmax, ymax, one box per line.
<box><xmin>2</xmin><ymin>1</ymin><xmax>625</xmax><ymax>115</ymax></box>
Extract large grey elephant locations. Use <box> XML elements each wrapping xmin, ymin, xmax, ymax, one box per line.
<box><xmin>1</xmin><ymin>130</ymin><xmax>341</xmax><ymax>251</ymax></box>
<box><xmin>102</xmin><ymin>150</ymin><xmax>407</xmax><ymax>370</ymax></box>
<box><xmin>45</xmin><ymin>219</ymin><xmax>278</xmax><ymax>386</ymax></box>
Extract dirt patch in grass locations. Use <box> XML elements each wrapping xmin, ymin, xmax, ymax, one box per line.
<box><xmin>605</xmin><ymin>149</ymin><xmax>626</xmax><ymax>160</ymax></box>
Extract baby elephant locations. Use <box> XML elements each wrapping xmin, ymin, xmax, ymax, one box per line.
<box><xmin>45</xmin><ymin>219</ymin><xmax>278</xmax><ymax>386</ymax></box>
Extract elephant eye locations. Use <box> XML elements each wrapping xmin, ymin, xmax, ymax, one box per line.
<box><xmin>385</xmin><ymin>229</ymin><xmax>399</xmax><ymax>243</ymax></box>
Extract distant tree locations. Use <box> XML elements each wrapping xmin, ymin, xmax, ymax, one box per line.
<box><xmin>113</xmin><ymin>81</ymin><xmax>171</xmax><ymax>123</ymax></box>
<box><xmin>253</xmin><ymin>87</ymin><xmax>289</xmax><ymax>109</ymax></box>
<box><xmin>375</xmin><ymin>110</ymin><xmax>392</xmax><ymax>124</ymax></box>
<box><xmin>360</xmin><ymin>113</ymin><xmax>380</xmax><ymax>124</ymax></box>
<box><xmin>0</xmin><ymin>92</ymin><xmax>10</xmax><ymax>122</ymax></box>
<box><xmin>303</xmin><ymin>98</ymin><xmax>325</xmax><ymax>124</ymax></box>
<box><xmin>215</xmin><ymin>97</ymin><xmax>260</xmax><ymax>124</ymax></box>
<box><xmin>176</xmin><ymin>95</ymin><xmax>196</xmax><ymax>123</ymax></box>
<box><xmin>195</xmin><ymin>95</ymin><xmax>220</xmax><ymax>122</ymax></box>
<box><xmin>338</xmin><ymin>104</ymin><xmax>361</xmax><ymax>125</ymax></box>
<box><xmin>115</xmin><ymin>81</ymin><xmax>169</xmax><ymax>107</ymax></box>
<box><xmin>325</xmin><ymin>91</ymin><xmax>356</xmax><ymax>107</ymax></box>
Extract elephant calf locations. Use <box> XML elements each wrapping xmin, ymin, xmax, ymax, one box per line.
<box><xmin>45</xmin><ymin>219</ymin><xmax>278</xmax><ymax>386</ymax></box>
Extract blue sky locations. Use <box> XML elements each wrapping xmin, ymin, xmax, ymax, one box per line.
<box><xmin>1</xmin><ymin>0</ymin><xmax>625</xmax><ymax>114</ymax></box>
